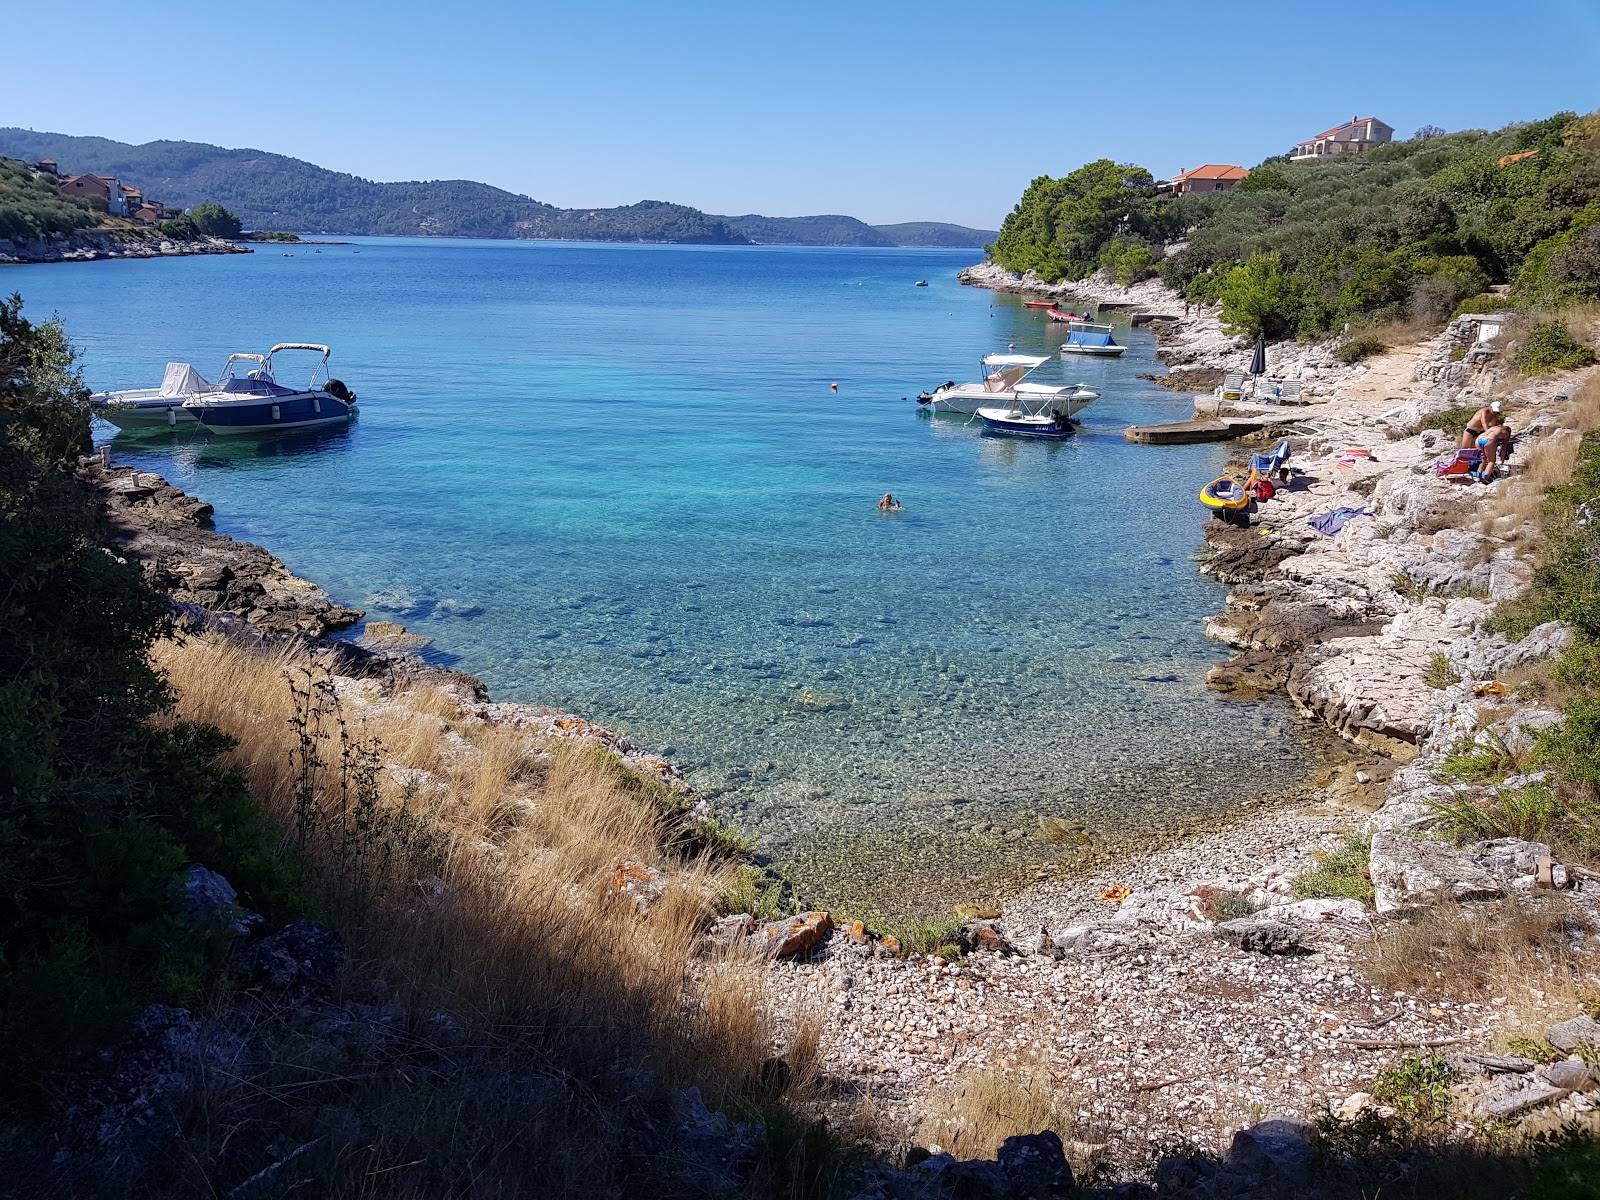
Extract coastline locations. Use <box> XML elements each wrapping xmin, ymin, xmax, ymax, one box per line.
<box><xmin>0</xmin><ymin>229</ymin><xmax>247</xmax><ymax>265</ymax></box>
<box><xmin>85</xmin><ymin>296</ymin><xmax>1600</xmax><ymax>1176</ymax></box>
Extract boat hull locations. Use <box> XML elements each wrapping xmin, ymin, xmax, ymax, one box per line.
<box><xmin>91</xmin><ymin>392</ymin><xmax>203</xmax><ymax>427</ymax></box>
<box><xmin>1060</xmin><ymin>345</ymin><xmax>1126</xmax><ymax>357</ymax></box>
<box><xmin>188</xmin><ymin>391</ymin><xmax>357</xmax><ymax>434</ymax></box>
<box><xmin>977</xmin><ymin>408</ymin><xmax>1076</xmax><ymax>439</ymax></box>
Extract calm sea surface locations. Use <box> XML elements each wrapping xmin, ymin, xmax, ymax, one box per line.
<box><xmin>10</xmin><ymin>238</ymin><xmax>1315</xmax><ymax>911</ymax></box>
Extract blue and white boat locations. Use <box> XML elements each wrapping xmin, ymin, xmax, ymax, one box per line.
<box><xmin>976</xmin><ymin>402</ymin><xmax>1078</xmax><ymax>439</ymax></box>
<box><xmin>184</xmin><ymin>344</ymin><xmax>357</xmax><ymax>434</ymax></box>
<box><xmin>1059</xmin><ymin>321</ymin><xmax>1126</xmax><ymax>357</ymax></box>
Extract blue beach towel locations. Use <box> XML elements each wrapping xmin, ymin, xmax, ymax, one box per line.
<box><xmin>1307</xmin><ymin>507</ymin><xmax>1371</xmax><ymax>537</ymax></box>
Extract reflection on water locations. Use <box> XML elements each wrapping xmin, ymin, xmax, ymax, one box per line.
<box><xmin>111</xmin><ymin>419</ymin><xmax>359</xmax><ymax>472</ymax></box>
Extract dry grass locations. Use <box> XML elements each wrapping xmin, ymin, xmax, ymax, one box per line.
<box><xmin>921</xmin><ymin>1065</ymin><xmax>1103</xmax><ymax>1180</ymax></box>
<box><xmin>137</xmin><ymin>633</ymin><xmax>817</xmax><ymax>1195</ymax></box>
<box><xmin>1481</xmin><ymin>374</ymin><xmax>1600</xmax><ymax>540</ymax></box>
<box><xmin>1359</xmin><ymin>900</ymin><xmax>1600</xmax><ymax>1037</ymax></box>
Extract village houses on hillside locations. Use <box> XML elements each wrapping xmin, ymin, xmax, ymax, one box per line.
<box><xmin>1161</xmin><ymin>164</ymin><xmax>1250</xmax><ymax>196</ymax></box>
<box><xmin>1289</xmin><ymin>116</ymin><xmax>1394</xmax><ymax>161</ymax></box>
<box><xmin>32</xmin><ymin>158</ymin><xmax>177</xmax><ymax>226</ymax></box>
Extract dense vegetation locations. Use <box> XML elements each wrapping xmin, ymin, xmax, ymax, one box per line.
<box><xmin>991</xmin><ymin>110</ymin><xmax>1600</xmax><ymax>338</ymax></box>
<box><xmin>0</xmin><ymin>295</ymin><xmax>295</xmax><ymax>1116</ymax></box>
<box><xmin>0</xmin><ymin>157</ymin><xmax>99</xmax><ymax>240</ymax></box>
<box><xmin>0</xmin><ymin>129</ymin><xmax>991</xmax><ymax>246</ymax></box>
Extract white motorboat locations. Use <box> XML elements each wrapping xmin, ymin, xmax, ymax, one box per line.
<box><xmin>917</xmin><ymin>353</ymin><xmax>1099</xmax><ymax>416</ymax></box>
<box><xmin>90</xmin><ymin>362</ymin><xmax>212</xmax><ymax>427</ymax></box>
<box><xmin>183</xmin><ymin>344</ymin><xmax>357</xmax><ymax>434</ymax></box>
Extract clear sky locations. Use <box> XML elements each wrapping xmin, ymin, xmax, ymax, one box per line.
<box><xmin>6</xmin><ymin>0</ymin><xmax>1598</xmax><ymax>229</ymax></box>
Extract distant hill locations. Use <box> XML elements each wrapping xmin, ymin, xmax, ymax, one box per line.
<box><xmin>0</xmin><ymin>129</ymin><xmax>993</xmax><ymax>247</ymax></box>
<box><xmin>720</xmin><ymin>214</ymin><xmax>995</xmax><ymax>247</ymax></box>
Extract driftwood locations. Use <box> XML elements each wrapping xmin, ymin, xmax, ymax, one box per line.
<box><xmin>1341</xmin><ymin>1036</ymin><xmax>1469</xmax><ymax>1049</ymax></box>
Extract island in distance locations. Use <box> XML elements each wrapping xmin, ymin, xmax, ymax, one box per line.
<box><xmin>0</xmin><ymin>128</ymin><xmax>996</xmax><ymax>248</ymax></box>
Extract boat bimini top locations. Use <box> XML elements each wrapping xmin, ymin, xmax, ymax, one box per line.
<box><xmin>211</xmin><ymin>344</ymin><xmax>333</xmax><ymax>398</ymax></box>
<box><xmin>981</xmin><ymin>352</ymin><xmax>1051</xmax><ymax>392</ymax></box>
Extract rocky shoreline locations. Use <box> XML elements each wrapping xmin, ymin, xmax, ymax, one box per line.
<box><xmin>0</xmin><ymin>229</ymin><xmax>247</xmax><ymax>265</ymax></box>
<box><xmin>83</xmin><ymin>287</ymin><xmax>1600</xmax><ymax>1187</ymax></box>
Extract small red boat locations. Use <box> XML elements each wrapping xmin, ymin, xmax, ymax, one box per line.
<box><xmin>1022</xmin><ymin>299</ymin><xmax>1056</xmax><ymax>309</ymax></box>
<box><xmin>1045</xmin><ymin>307</ymin><xmax>1078</xmax><ymax>322</ymax></box>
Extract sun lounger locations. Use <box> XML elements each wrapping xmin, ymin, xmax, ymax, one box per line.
<box><xmin>1279</xmin><ymin>381</ymin><xmax>1303</xmax><ymax>403</ymax></box>
<box><xmin>1249</xmin><ymin>438</ymin><xmax>1293</xmax><ymax>477</ymax></box>
<box><xmin>1221</xmin><ymin>372</ymin><xmax>1245</xmax><ymax>399</ymax></box>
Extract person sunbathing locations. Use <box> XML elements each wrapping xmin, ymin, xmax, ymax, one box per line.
<box><xmin>1460</xmin><ymin>400</ymin><xmax>1503</xmax><ymax>448</ymax></box>
<box><xmin>1475</xmin><ymin>423</ymin><xmax>1512</xmax><ymax>481</ymax></box>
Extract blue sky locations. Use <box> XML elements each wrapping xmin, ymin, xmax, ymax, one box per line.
<box><xmin>6</xmin><ymin>0</ymin><xmax>1598</xmax><ymax>228</ymax></box>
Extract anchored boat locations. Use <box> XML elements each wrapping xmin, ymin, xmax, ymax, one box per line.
<box><xmin>918</xmin><ymin>353</ymin><xmax>1098</xmax><ymax>417</ymax></box>
<box><xmin>1059</xmin><ymin>321</ymin><xmax>1126</xmax><ymax>357</ymax></box>
<box><xmin>184</xmin><ymin>344</ymin><xmax>357</xmax><ymax>434</ymax></box>
<box><xmin>977</xmin><ymin>402</ymin><xmax>1078</xmax><ymax>439</ymax></box>
<box><xmin>90</xmin><ymin>362</ymin><xmax>212</xmax><ymax>427</ymax></box>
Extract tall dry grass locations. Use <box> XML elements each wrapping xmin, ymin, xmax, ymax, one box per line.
<box><xmin>137</xmin><ymin>633</ymin><xmax>830</xmax><ymax>1196</ymax></box>
<box><xmin>1483</xmin><ymin>374</ymin><xmax>1600</xmax><ymax>539</ymax></box>
<box><xmin>921</xmin><ymin>1065</ymin><xmax>1104</xmax><ymax>1181</ymax></box>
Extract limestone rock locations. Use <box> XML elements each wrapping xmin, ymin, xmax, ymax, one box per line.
<box><xmin>1227</xmin><ymin>1118</ymin><xmax>1315</xmax><ymax>1185</ymax></box>
<box><xmin>1546</xmin><ymin>1015</ymin><xmax>1600</xmax><ymax>1054</ymax></box>
<box><xmin>1214</xmin><ymin>918</ymin><xmax>1306</xmax><ymax>954</ymax></box>
<box><xmin>235</xmin><ymin>921</ymin><xmax>349</xmax><ymax>995</ymax></box>
<box><xmin>1369</xmin><ymin>830</ymin><xmax>1504</xmax><ymax>913</ymax></box>
<box><xmin>996</xmin><ymin>1130</ymin><xmax>1075</xmax><ymax>1198</ymax></box>
<box><xmin>1478</xmin><ymin>1080</ymin><xmax>1566</xmax><ymax>1119</ymax></box>
<box><xmin>756</xmin><ymin>911</ymin><xmax>833</xmax><ymax>958</ymax></box>
<box><xmin>608</xmin><ymin>856</ymin><xmax>667</xmax><ymax>913</ymax></box>
<box><xmin>1543</xmin><ymin>1059</ymin><xmax>1593</xmax><ymax>1091</ymax></box>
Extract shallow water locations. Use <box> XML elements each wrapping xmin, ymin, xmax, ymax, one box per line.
<box><xmin>11</xmin><ymin>239</ymin><xmax>1314</xmax><ymax>911</ymax></box>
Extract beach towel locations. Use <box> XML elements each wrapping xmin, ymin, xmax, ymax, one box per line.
<box><xmin>1307</xmin><ymin>507</ymin><xmax>1371</xmax><ymax>537</ymax></box>
<box><xmin>1436</xmin><ymin>448</ymin><xmax>1483</xmax><ymax>478</ymax></box>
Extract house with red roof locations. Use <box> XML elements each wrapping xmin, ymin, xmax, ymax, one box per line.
<box><xmin>1290</xmin><ymin>117</ymin><xmax>1394</xmax><ymax>162</ymax></box>
<box><xmin>1164</xmin><ymin>164</ymin><xmax>1250</xmax><ymax>196</ymax></box>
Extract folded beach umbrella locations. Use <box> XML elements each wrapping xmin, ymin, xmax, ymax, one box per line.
<box><xmin>1249</xmin><ymin>331</ymin><xmax>1267</xmax><ymax>377</ymax></box>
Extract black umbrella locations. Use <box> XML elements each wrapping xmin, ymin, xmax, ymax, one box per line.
<box><xmin>1249</xmin><ymin>331</ymin><xmax>1267</xmax><ymax>376</ymax></box>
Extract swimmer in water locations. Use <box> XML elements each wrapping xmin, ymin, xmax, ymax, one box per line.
<box><xmin>877</xmin><ymin>493</ymin><xmax>902</xmax><ymax>511</ymax></box>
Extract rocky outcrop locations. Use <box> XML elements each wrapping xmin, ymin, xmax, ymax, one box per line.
<box><xmin>1368</xmin><ymin>830</ymin><xmax>1505</xmax><ymax>913</ymax></box>
<box><xmin>90</xmin><ymin>464</ymin><xmax>362</xmax><ymax>636</ymax></box>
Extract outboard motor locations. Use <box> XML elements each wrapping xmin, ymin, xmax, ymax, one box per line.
<box><xmin>324</xmin><ymin>378</ymin><xmax>356</xmax><ymax>403</ymax></box>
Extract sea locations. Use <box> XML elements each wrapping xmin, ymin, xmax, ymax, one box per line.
<box><xmin>9</xmin><ymin>237</ymin><xmax>1318</xmax><ymax>912</ymax></box>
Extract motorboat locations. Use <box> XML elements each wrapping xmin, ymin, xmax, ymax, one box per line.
<box><xmin>1022</xmin><ymin>299</ymin><xmax>1056</xmax><ymax>310</ymax></box>
<box><xmin>917</xmin><ymin>353</ymin><xmax>1099</xmax><ymax>417</ymax></box>
<box><xmin>90</xmin><ymin>362</ymin><xmax>211</xmax><ymax>427</ymax></box>
<box><xmin>1059</xmin><ymin>321</ymin><xmax>1126</xmax><ymax>357</ymax></box>
<box><xmin>977</xmin><ymin>403</ymin><xmax>1077</xmax><ymax>439</ymax></box>
<box><xmin>183</xmin><ymin>344</ymin><xmax>357</xmax><ymax>434</ymax></box>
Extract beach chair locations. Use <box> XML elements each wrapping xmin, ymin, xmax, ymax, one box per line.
<box><xmin>1221</xmin><ymin>371</ymin><xmax>1245</xmax><ymax>400</ymax></box>
<box><xmin>1249</xmin><ymin>438</ymin><xmax>1292</xmax><ymax>478</ymax></box>
<box><xmin>1435</xmin><ymin>448</ymin><xmax>1482</xmax><ymax>478</ymax></box>
<box><xmin>1279</xmin><ymin>381</ymin><xmax>1304</xmax><ymax>404</ymax></box>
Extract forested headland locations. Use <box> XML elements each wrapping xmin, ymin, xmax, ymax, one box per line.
<box><xmin>989</xmin><ymin>111</ymin><xmax>1600</xmax><ymax>338</ymax></box>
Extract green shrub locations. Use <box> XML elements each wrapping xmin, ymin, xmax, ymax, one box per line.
<box><xmin>1452</xmin><ymin>293</ymin><xmax>1506</xmax><ymax>317</ymax></box>
<box><xmin>1535</xmin><ymin>697</ymin><xmax>1600</xmax><ymax>800</ymax></box>
<box><xmin>0</xmin><ymin>294</ymin><xmax>299</xmax><ymax>1117</ymax></box>
<box><xmin>1515</xmin><ymin>321</ymin><xmax>1597</xmax><ymax>373</ymax></box>
<box><xmin>1424</xmin><ymin>652</ymin><xmax>1461</xmax><ymax>689</ymax></box>
<box><xmin>1219</xmin><ymin>253</ymin><xmax>1307</xmax><ymax>340</ymax></box>
<box><xmin>1337</xmin><ymin>335</ymin><xmax>1389</xmax><ymax>364</ymax></box>
<box><xmin>1371</xmin><ymin>1054</ymin><xmax>1455</xmax><ymax>1124</ymax></box>
<box><xmin>189</xmin><ymin>201</ymin><xmax>243</xmax><ymax>239</ymax></box>
<box><xmin>1292</xmin><ymin>835</ymin><xmax>1374</xmax><ymax>905</ymax></box>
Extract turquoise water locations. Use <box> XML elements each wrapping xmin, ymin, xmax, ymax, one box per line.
<box><xmin>10</xmin><ymin>239</ymin><xmax>1312</xmax><ymax>908</ymax></box>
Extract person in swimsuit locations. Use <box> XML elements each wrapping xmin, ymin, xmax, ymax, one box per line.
<box><xmin>1475</xmin><ymin>423</ymin><xmax>1512</xmax><ymax>481</ymax></box>
<box><xmin>877</xmin><ymin>493</ymin><xmax>901</xmax><ymax>511</ymax></box>
<box><xmin>1460</xmin><ymin>400</ymin><xmax>1503</xmax><ymax>448</ymax></box>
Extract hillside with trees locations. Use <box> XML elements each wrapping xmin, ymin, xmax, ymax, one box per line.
<box><xmin>0</xmin><ymin>129</ymin><xmax>991</xmax><ymax>247</ymax></box>
<box><xmin>990</xmin><ymin>110</ymin><xmax>1600</xmax><ymax>338</ymax></box>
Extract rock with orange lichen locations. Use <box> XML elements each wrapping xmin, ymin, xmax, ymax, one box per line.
<box><xmin>754</xmin><ymin>911</ymin><xmax>833</xmax><ymax>958</ymax></box>
<box><xmin>607</xmin><ymin>856</ymin><xmax>667</xmax><ymax>913</ymax></box>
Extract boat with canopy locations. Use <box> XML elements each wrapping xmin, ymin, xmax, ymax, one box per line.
<box><xmin>183</xmin><ymin>344</ymin><xmax>358</xmax><ymax>434</ymax></box>
<box><xmin>91</xmin><ymin>362</ymin><xmax>213</xmax><ymax>427</ymax></box>
<box><xmin>1059</xmin><ymin>321</ymin><xmax>1127</xmax><ymax>357</ymax></box>
<box><xmin>917</xmin><ymin>353</ymin><xmax>1098</xmax><ymax>416</ymax></box>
